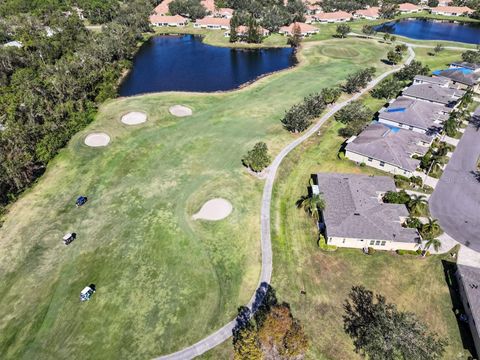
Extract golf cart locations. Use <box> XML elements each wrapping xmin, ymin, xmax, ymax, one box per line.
<box><xmin>80</xmin><ymin>284</ymin><xmax>96</xmax><ymax>302</ymax></box>
<box><xmin>76</xmin><ymin>196</ymin><xmax>88</xmax><ymax>207</ymax></box>
<box><xmin>63</xmin><ymin>232</ymin><xmax>76</xmax><ymax>245</ymax></box>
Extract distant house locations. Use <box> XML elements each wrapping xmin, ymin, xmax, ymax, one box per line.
<box><xmin>149</xmin><ymin>15</ymin><xmax>188</xmax><ymax>27</ymax></box>
<box><xmin>3</xmin><ymin>40</ymin><xmax>23</xmax><ymax>48</ymax></box>
<box><xmin>434</xmin><ymin>69</ymin><xmax>480</xmax><ymax>92</ymax></box>
<box><xmin>378</xmin><ymin>96</ymin><xmax>451</xmax><ymax>135</ymax></box>
<box><xmin>456</xmin><ymin>265</ymin><xmax>480</xmax><ymax>355</ymax></box>
<box><xmin>413</xmin><ymin>75</ymin><xmax>451</xmax><ymax>87</ymax></box>
<box><xmin>279</xmin><ymin>22</ymin><xmax>319</xmax><ymax>36</ymax></box>
<box><xmin>354</xmin><ymin>7</ymin><xmax>380</xmax><ymax>20</ymax></box>
<box><xmin>194</xmin><ymin>17</ymin><xmax>230</xmax><ymax>30</ymax></box>
<box><xmin>214</xmin><ymin>8</ymin><xmax>234</xmax><ymax>18</ymax></box>
<box><xmin>153</xmin><ymin>0</ymin><xmax>174</xmax><ymax>16</ymax></box>
<box><xmin>430</xmin><ymin>6</ymin><xmax>474</xmax><ymax>16</ymax></box>
<box><xmin>450</xmin><ymin>62</ymin><xmax>480</xmax><ymax>73</ymax></box>
<box><xmin>313</xmin><ymin>173</ymin><xmax>421</xmax><ymax>251</ymax></box>
<box><xmin>201</xmin><ymin>0</ymin><xmax>216</xmax><ymax>13</ymax></box>
<box><xmin>398</xmin><ymin>3</ymin><xmax>421</xmax><ymax>13</ymax></box>
<box><xmin>402</xmin><ymin>83</ymin><xmax>465</xmax><ymax>107</ymax></box>
<box><xmin>315</xmin><ymin>11</ymin><xmax>352</xmax><ymax>23</ymax></box>
<box><xmin>345</xmin><ymin>122</ymin><xmax>432</xmax><ymax>177</ymax></box>
<box><xmin>224</xmin><ymin>25</ymin><xmax>270</xmax><ymax>38</ymax></box>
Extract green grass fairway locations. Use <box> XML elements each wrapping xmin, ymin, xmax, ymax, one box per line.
<box><xmin>269</xmin><ymin>122</ymin><xmax>473</xmax><ymax>360</ymax></box>
<box><xmin>0</xmin><ymin>39</ymin><xmax>392</xmax><ymax>359</ymax></box>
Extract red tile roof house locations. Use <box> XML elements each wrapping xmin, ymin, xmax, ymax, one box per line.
<box><xmin>354</xmin><ymin>7</ymin><xmax>380</xmax><ymax>20</ymax></box>
<box><xmin>398</xmin><ymin>2</ymin><xmax>421</xmax><ymax>13</ymax></box>
<box><xmin>224</xmin><ymin>25</ymin><xmax>270</xmax><ymax>38</ymax></box>
<box><xmin>149</xmin><ymin>14</ymin><xmax>188</xmax><ymax>27</ymax></box>
<box><xmin>314</xmin><ymin>11</ymin><xmax>352</xmax><ymax>23</ymax></box>
<box><xmin>201</xmin><ymin>0</ymin><xmax>216</xmax><ymax>13</ymax></box>
<box><xmin>279</xmin><ymin>22</ymin><xmax>319</xmax><ymax>36</ymax></box>
<box><xmin>152</xmin><ymin>0</ymin><xmax>174</xmax><ymax>16</ymax></box>
<box><xmin>430</xmin><ymin>6</ymin><xmax>474</xmax><ymax>16</ymax></box>
<box><xmin>194</xmin><ymin>17</ymin><xmax>230</xmax><ymax>30</ymax></box>
<box><xmin>214</xmin><ymin>8</ymin><xmax>234</xmax><ymax>18</ymax></box>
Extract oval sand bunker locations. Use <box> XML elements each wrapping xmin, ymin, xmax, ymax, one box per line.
<box><xmin>121</xmin><ymin>111</ymin><xmax>147</xmax><ymax>125</ymax></box>
<box><xmin>84</xmin><ymin>132</ymin><xmax>110</xmax><ymax>147</ymax></box>
<box><xmin>193</xmin><ymin>198</ymin><xmax>233</xmax><ymax>221</ymax></box>
<box><xmin>169</xmin><ymin>105</ymin><xmax>192</xmax><ymax>117</ymax></box>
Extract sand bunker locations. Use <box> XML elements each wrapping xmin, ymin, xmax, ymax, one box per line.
<box><xmin>121</xmin><ymin>111</ymin><xmax>147</xmax><ymax>125</ymax></box>
<box><xmin>169</xmin><ymin>105</ymin><xmax>192</xmax><ymax>117</ymax></box>
<box><xmin>84</xmin><ymin>132</ymin><xmax>110</xmax><ymax>147</ymax></box>
<box><xmin>192</xmin><ymin>198</ymin><xmax>233</xmax><ymax>221</ymax></box>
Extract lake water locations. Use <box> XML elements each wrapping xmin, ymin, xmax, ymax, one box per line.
<box><xmin>374</xmin><ymin>19</ymin><xmax>480</xmax><ymax>44</ymax></box>
<box><xmin>119</xmin><ymin>35</ymin><xmax>296</xmax><ymax>96</ymax></box>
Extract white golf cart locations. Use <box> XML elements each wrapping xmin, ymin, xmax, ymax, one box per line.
<box><xmin>80</xmin><ymin>284</ymin><xmax>96</xmax><ymax>302</ymax></box>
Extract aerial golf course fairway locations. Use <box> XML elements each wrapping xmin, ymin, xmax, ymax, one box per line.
<box><xmin>0</xmin><ymin>39</ymin><xmax>392</xmax><ymax>359</ymax></box>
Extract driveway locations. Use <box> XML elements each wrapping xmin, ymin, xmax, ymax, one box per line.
<box><xmin>430</xmin><ymin>108</ymin><xmax>480</xmax><ymax>251</ymax></box>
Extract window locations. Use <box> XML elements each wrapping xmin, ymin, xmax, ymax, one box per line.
<box><xmin>370</xmin><ymin>240</ymin><xmax>375</xmax><ymax>245</ymax></box>
<box><xmin>379</xmin><ymin>161</ymin><xmax>385</xmax><ymax>167</ymax></box>
<box><xmin>409</xmin><ymin>126</ymin><xmax>414</xmax><ymax>131</ymax></box>
<box><xmin>367</xmin><ymin>157</ymin><xmax>373</xmax><ymax>162</ymax></box>
<box><xmin>381</xmin><ymin>241</ymin><xmax>386</xmax><ymax>246</ymax></box>
<box><xmin>375</xmin><ymin>240</ymin><xmax>381</xmax><ymax>245</ymax></box>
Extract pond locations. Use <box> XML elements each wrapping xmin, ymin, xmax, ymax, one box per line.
<box><xmin>374</xmin><ymin>19</ymin><xmax>480</xmax><ymax>44</ymax></box>
<box><xmin>119</xmin><ymin>35</ymin><xmax>296</xmax><ymax>96</ymax></box>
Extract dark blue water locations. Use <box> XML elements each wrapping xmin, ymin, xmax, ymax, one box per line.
<box><xmin>119</xmin><ymin>35</ymin><xmax>296</xmax><ymax>96</ymax></box>
<box><xmin>374</xmin><ymin>19</ymin><xmax>480</xmax><ymax>44</ymax></box>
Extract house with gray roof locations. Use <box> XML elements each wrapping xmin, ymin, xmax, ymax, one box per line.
<box><xmin>402</xmin><ymin>83</ymin><xmax>465</xmax><ymax>108</ymax></box>
<box><xmin>435</xmin><ymin>69</ymin><xmax>480</xmax><ymax>92</ymax></box>
<box><xmin>314</xmin><ymin>173</ymin><xmax>421</xmax><ymax>251</ymax></box>
<box><xmin>456</xmin><ymin>264</ymin><xmax>480</xmax><ymax>355</ymax></box>
<box><xmin>413</xmin><ymin>75</ymin><xmax>450</xmax><ymax>87</ymax></box>
<box><xmin>450</xmin><ymin>62</ymin><xmax>480</xmax><ymax>73</ymax></box>
<box><xmin>378</xmin><ymin>96</ymin><xmax>451</xmax><ymax>135</ymax></box>
<box><xmin>345</xmin><ymin>122</ymin><xmax>432</xmax><ymax>178</ymax></box>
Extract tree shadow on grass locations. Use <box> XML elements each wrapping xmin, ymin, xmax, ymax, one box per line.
<box><xmin>441</xmin><ymin>259</ymin><xmax>478</xmax><ymax>359</ymax></box>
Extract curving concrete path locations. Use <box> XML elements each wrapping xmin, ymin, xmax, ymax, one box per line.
<box><xmin>155</xmin><ymin>46</ymin><xmax>415</xmax><ymax>360</ymax></box>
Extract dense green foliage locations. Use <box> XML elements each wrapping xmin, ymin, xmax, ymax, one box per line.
<box><xmin>335</xmin><ymin>101</ymin><xmax>372</xmax><ymax>137</ymax></box>
<box><xmin>336</xmin><ymin>24</ymin><xmax>351</xmax><ymax>38</ymax></box>
<box><xmin>321</xmin><ymin>0</ymin><xmax>379</xmax><ymax>12</ymax></box>
<box><xmin>169</xmin><ymin>0</ymin><xmax>208</xmax><ymax>20</ymax></box>
<box><xmin>394</xmin><ymin>60</ymin><xmax>430</xmax><ymax>81</ymax></box>
<box><xmin>371</xmin><ymin>77</ymin><xmax>404</xmax><ymax>99</ymax></box>
<box><xmin>344</xmin><ymin>286</ymin><xmax>447</xmax><ymax>360</ymax></box>
<box><xmin>242</xmin><ymin>142</ymin><xmax>271</xmax><ymax>172</ymax></box>
<box><xmin>343</xmin><ymin>67</ymin><xmax>376</xmax><ymax>94</ymax></box>
<box><xmin>382</xmin><ymin>190</ymin><xmax>411</xmax><ymax>204</ymax></box>
<box><xmin>462</xmin><ymin>48</ymin><xmax>480</xmax><ymax>63</ymax></box>
<box><xmin>0</xmin><ymin>1</ymin><xmax>156</xmax><ymax>207</ymax></box>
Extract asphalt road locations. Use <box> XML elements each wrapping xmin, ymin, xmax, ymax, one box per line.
<box><xmin>155</xmin><ymin>46</ymin><xmax>415</xmax><ymax>360</ymax></box>
<box><xmin>430</xmin><ymin>108</ymin><xmax>480</xmax><ymax>251</ymax></box>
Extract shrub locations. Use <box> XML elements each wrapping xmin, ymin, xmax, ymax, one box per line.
<box><xmin>242</xmin><ymin>142</ymin><xmax>271</xmax><ymax>172</ymax></box>
<box><xmin>281</xmin><ymin>104</ymin><xmax>311</xmax><ymax>132</ymax></box>
<box><xmin>405</xmin><ymin>217</ymin><xmax>422</xmax><ymax>229</ymax></box>
<box><xmin>383</xmin><ymin>190</ymin><xmax>410</xmax><ymax>204</ymax></box>
<box><xmin>318</xmin><ymin>235</ymin><xmax>337</xmax><ymax>251</ymax></box>
<box><xmin>396</xmin><ymin>249</ymin><xmax>419</xmax><ymax>256</ymax></box>
<box><xmin>367</xmin><ymin>247</ymin><xmax>375</xmax><ymax>255</ymax></box>
<box><xmin>410</xmin><ymin>176</ymin><xmax>423</xmax><ymax>186</ymax></box>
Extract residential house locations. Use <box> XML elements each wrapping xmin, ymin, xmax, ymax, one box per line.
<box><xmin>214</xmin><ymin>8</ymin><xmax>234</xmax><ymax>18</ymax></box>
<box><xmin>413</xmin><ymin>75</ymin><xmax>451</xmax><ymax>87</ymax></box>
<box><xmin>224</xmin><ymin>25</ymin><xmax>270</xmax><ymax>38</ymax></box>
<box><xmin>279</xmin><ymin>22</ymin><xmax>319</xmax><ymax>37</ymax></box>
<box><xmin>430</xmin><ymin>6</ymin><xmax>474</xmax><ymax>16</ymax></box>
<box><xmin>398</xmin><ymin>3</ymin><xmax>421</xmax><ymax>13</ymax></box>
<box><xmin>149</xmin><ymin>15</ymin><xmax>188</xmax><ymax>27</ymax></box>
<box><xmin>456</xmin><ymin>265</ymin><xmax>480</xmax><ymax>355</ymax></box>
<box><xmin>354</xmin><ymin>7</ymin><xmax>380</xmax><ymax>20</ymax></box>
<box><xmin>3</xmin><ymin>40</ymin><xmax>23</xmax><ymax>48</ymax></box>
<box><xmin>450</xmin><ymin>62</ymin><xmax>480</xmax><ymax>73</ymax></box>
<box><xmin>314</xmin><ymin>173</ymin><xmax>421</xmax><ymax>251</ymax></box>
<box><xmin>315</xmin><ymin>11</ymin><xmax>352</xmax><ymax>23</ymax></box>
<box><xmin>434</xmin><ymin>69</ymin><xmax>480</xmax><ymax>92</ymax></box>
<box><xmin>194</xmin><ymin>17</ymin><xmax>230</xmax><ymax>30</ymax></box>
<box><xmin>345</xmin><ymin>122</ymin><xmax>432</xmax><ymax>177</ymax></box>
<box><xmin>402</xmin><ymin>83</ymin><xmax>465</xmax><ymax>108</ymax></box>
<box><xmin>378</xmin><ymin>96</ymin><xmax>451</xmax><ymax>135</ymax></box>
<box><xmin>153</xmin><ymin>0</ymin><xmax>174</xmax><ymax>15</ymax></box>
<box><xmin>201</xmin><ymin>0</ymin><xmax>216</xmax><ymax>13</ymax></box>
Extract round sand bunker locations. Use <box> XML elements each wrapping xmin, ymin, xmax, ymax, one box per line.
<box><xmin>192</xmin><ymin>198</ymin><xmax>233</xmax><ymax>221</ymax></box>
<box><xmin>84</xmin><ymin>132</ymin><xmax>110</xmax><ymax>147</ymax></box>
<box><xmin>121</xmin><ymin>111</ymin><xmax>147</xmax><ymax>125</ymax></box>
<box><xmin>169</xmin><ymin>105</ymin><xmax>192</xmax><ymax>117</ymax></box>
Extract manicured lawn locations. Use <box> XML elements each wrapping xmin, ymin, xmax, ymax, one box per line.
<box><xmin>0</xmin><ymin>39</ymin><xmax>392</xmax><ymax>359</ymax></box>
<box><xmin>414</xmin><ymin>47</ymin><xmax>465</xmax><ymax>71</ymax></box>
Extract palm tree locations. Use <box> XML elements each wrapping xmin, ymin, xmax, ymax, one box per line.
<box><xmin>296</xmin><ymin>193</ymin><xmax>325</xmax><ymax>221</ymax></box>
<box><xmin>421</xmin><ymin>218</ymin><xmax>441</xmax><ymax>239</ymax></box>
<box><xmin>424</xmin><ymin>238</ymin><xmax>442</xmax><ymax>253</ymax></box>
<box><xmin>408</xmin><ymin>194</ymin><xmax>428</xmax><ymax>216</ymax></box>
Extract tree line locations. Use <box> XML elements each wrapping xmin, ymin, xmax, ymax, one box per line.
<box><xmin>0</xmin><ymin>0</ymin><xmax>158</xmax><ymax>211</ymax></box>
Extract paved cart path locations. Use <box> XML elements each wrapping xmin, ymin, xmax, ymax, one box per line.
<box><xmin>155</xmin><ymin>46</ymin><xmax>415</xmax><ymax>360</ymax></box>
